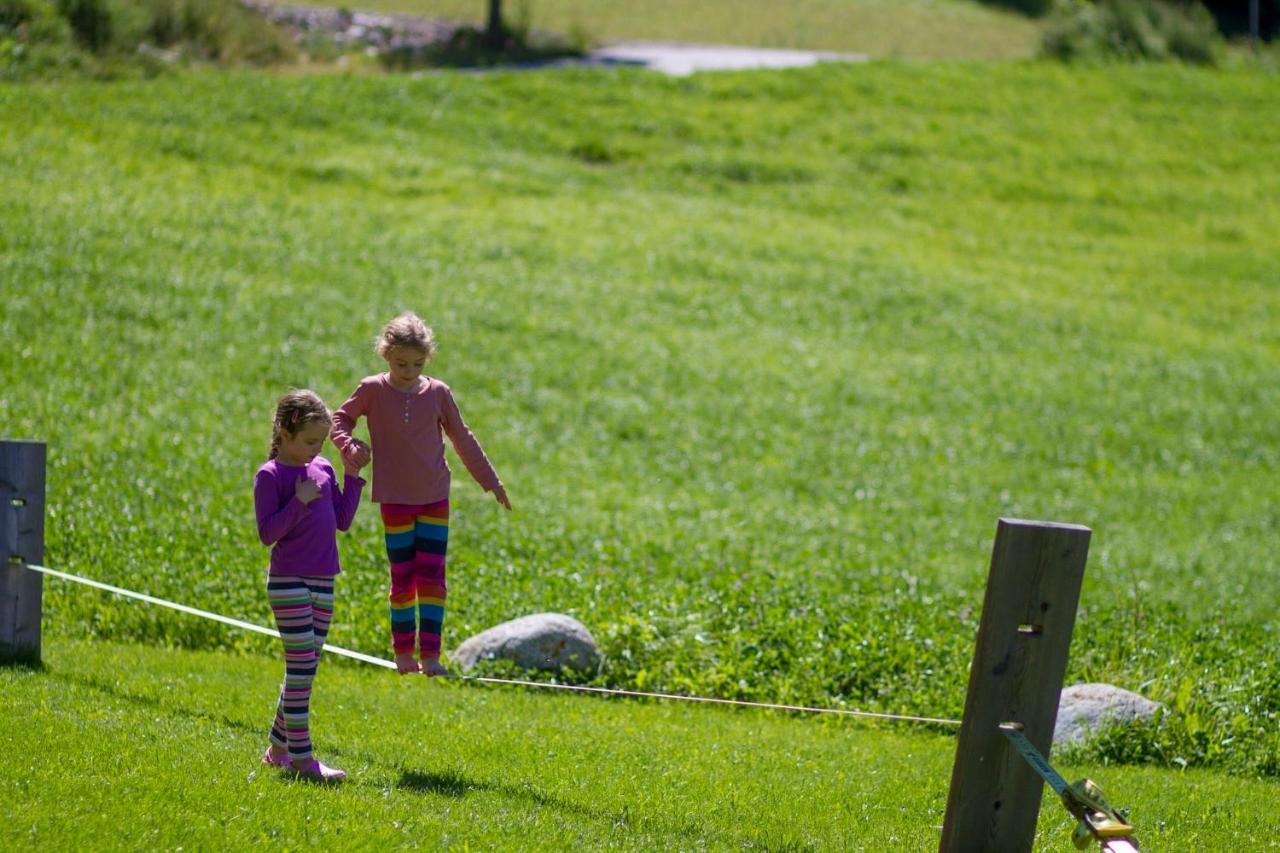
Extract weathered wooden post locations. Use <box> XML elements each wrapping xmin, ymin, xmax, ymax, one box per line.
<box><xmin>0</xmin><ymin>440</ymin><xmax>46</xmax><ymax>665</ymax></box>
<box><xmin>939</xmin><ymin>518</ymin><xmax>1091</xmax><ymax>852</ymax></box>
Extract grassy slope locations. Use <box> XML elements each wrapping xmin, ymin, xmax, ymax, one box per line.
<box><xmin>1</xmin><ymin>61</ymin><xmax>1279</xmax><ymax>774</ymax></box>
<box><xmin>301</xmin><ymin>0</ymin><xmax>1043</xmax><ymax>59</ymax></box>
<box><xmin>2</xmin><ymin>638</ymin><xmax>1278</xmax><ymax>849</ymax></box>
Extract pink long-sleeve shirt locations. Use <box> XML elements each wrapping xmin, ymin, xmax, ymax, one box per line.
<box><xmin>331</xmin><ymin>374</ymin><xmax>502</xmax><ymax>505</ymax></box>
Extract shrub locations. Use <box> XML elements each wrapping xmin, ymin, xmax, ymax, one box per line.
<box><xmin>56</xmin><ymin>0</ymin><xmax>108</xmax><ymax>50</ymax></box>
<box><xmin>978</xmin><ymin>0</ymin><xmax>1057</xmax><ymax>17</ymax></box>
<box><xmin>1042</xmin><ymin>0</ymin><xmax>1223</xmax><ymax>63</ymax></box>
<box><xmin>2</xmin><ymin>0</ymin><xmax>294</xmax><ymax>77</ymax></box>
<box><xmin>2</xmin><ymin>0</ymin><xmax>68</xmax><ymax>39</ymax></box>
<box><xmin>1</xmin><ymin>0</ymin><xmax>87</xmax><ymax>79</ymax></box>
<box><xmin>130</xmin><ymin>0</ymin><xmax>291</xmax><ymax>65</ymax></box>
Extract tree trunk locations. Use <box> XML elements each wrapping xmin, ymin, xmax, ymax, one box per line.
<box><xmin>486</xmin><ymin>0</ymin><xmax>504</xmax><ymax>47</ymax></box>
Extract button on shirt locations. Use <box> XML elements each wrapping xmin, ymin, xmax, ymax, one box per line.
<box><xmin>331</xmin><ymin>374</ymin><xmax>502</xmax><ymax>505</ymax></box>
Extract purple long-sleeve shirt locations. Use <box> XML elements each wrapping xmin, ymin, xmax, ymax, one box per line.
<box><xmin>254</xmin><ymin>456</ymin><xmax>364</xmax><ymax>577</ymax></box>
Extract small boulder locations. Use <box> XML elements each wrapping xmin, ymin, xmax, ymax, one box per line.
<box><xmin>451</xmin><ymin>613</ymin><xmax>601</xmax><ymax>674</ymax></box>
<box><xmin>1054</xmin><ymin>683</ymin><xmax>1162</xmax><ymax>748</ymax></box>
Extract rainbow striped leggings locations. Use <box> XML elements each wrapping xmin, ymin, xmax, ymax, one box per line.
<box><xmin>381</xmin><ymin>500</ymin><xmax>449</xmax><ymax>660</ymax></box>
<box><xmin>266</xmin><ymin>575</ymin><xmax>334</xmax><ymax>762</ymax></box>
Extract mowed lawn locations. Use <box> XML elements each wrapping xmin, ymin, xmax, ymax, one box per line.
<box><xmin>300</xmin><ymin>0</ymin><xmax>1043</xmax><ymax>59</ymax></box>
<box><xmin>3</xmin><ymin>637</ymin><xmax>1279</xmax><ymax>849</ymax></box>
<box><xmin>1</xmin><ymin>56</ymin><xmax>1279</xmax><ymax>793</ymax></box>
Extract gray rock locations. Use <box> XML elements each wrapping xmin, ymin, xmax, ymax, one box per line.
<box><xmin>1054</xmin><ymin>683</ymin><xmax>1162</xmax><ymax>747</ymax></box>
<box><xmin>243</xmin><ymin>1</ymin><xmax>457</xmax><ymax>53</ymax></box>
<box><xmin>452</xmin><ymin>613</ymin><xmax>601</xmax><ymax>674</ymax></box>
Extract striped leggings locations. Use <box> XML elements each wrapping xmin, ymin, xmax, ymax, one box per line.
<box><xmin>266</xmin><ymin>575</ymin><xmax>335</xmax><ymax>762</ymax></box>
<box><xmin>381</xmin><ymin>500</ymin><xmax>449</xmax><ymax>660</ymax></box>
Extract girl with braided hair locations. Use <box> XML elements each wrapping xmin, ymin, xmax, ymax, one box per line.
<box><xmin>254</xmin><ymin>389</ymin><xmax>366</xmax><ymax>781</ymax></box>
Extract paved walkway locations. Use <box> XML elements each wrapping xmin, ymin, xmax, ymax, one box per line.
<box><xmin>585</xmin><ymin>42</ymin><xmax>868</xmax><ymax>75</ymax></box>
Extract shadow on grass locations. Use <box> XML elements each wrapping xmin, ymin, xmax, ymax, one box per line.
<box><xmin>0</xmin><ymin>657</ymin><xmax>45</xmax><ymax>672</ymax></box>
<box><xmin>399</xmin><ymin>769</ymin><xmax>472</xmax><ymax>797</ymax></box>
<box><xmin>46</xmin><ymin>668</ymin><xmax>268</xmax><ymax>738</ymax></box>
<box><xmin>393</xmin><ymin>767</ymin><xmax>784</xmax><ymax>850</ymax></box>
<box><xmin>396</xmin><ymin>767</ymin><xmax>607</xmax><ymax>818</ymax></box>
<box><xmin>380</xmin><ymin>25</ymin><xmax>584</xmax><ymax>71</ymax></box>
<box><xmin>43</xmin><ymin>668</ymin><xmax>786</xmax><ymax>850</ymax></box>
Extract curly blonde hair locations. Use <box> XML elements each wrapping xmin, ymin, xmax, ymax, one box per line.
<box><xmin>376</xmin><ymin>311</ymin><xmax>436</xmax><ymax>359</ymax></box>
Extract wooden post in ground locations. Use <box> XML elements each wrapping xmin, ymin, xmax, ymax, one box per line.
<box><xmin>939</xmin><ymin>518</ymin><xmax>1092</xmax><ymax>853</ymax></box>
<box><xmin>0</xmin><ymin>440</ymin><xmax>46</xmax><ymax>665</ymax></box>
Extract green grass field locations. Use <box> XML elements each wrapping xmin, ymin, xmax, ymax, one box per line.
<box><xmin>2</xmin><ymin>54</ymin><xmax>1280</xmax><ymax>844</ymax></box>
<box><xmin>3</xmin><ymin>637</ymin><xmax>1279</xmax><ymax>849</ymax></box>
<box><xmin>305</xmin><ymin>0</ymin><xmax>1044</xmax><ymax>59</ymax></box>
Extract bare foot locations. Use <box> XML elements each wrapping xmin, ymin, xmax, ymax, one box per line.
<box><xmin>395</xmin><ymin>652</ymin><xmax>421</xmax><ymax>674</ymax></box>
<box><xmin>421</xmin><ymin>658</ymin><xmax>449</xmax><ymax>678</ymax></box>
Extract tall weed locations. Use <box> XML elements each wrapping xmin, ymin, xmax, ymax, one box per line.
<box><xmin>1043</xmin><ymin>0</ymin><xmax>1223</xmax><ymax>63</ymax></box>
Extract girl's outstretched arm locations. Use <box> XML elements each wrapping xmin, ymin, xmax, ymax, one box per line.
<box><xmin>440</xmin><ymin>384</ymin><xmax>504</xmax><ymax>498</ymax></box>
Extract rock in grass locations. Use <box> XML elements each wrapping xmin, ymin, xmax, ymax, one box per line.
<box><xmin>1054</xmin><ymin>683</ymin><xmax>1162</xmax><ymax>747</ymax></box>
<box><xmin>451</xmin><ymin>613</ymin><xmax>601</xmax><ymax>674</ymax></box>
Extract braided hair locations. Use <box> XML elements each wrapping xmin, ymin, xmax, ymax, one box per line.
<box><xmin>269</xmin><ymin>390</ymin><xmax>331</xmax><ymax>460</ymax></box>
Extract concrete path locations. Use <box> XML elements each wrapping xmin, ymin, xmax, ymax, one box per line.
<box><xmin>584</xmin><ymin>42</ymin><xmax>868</xmax><ymax>75</ymax></box>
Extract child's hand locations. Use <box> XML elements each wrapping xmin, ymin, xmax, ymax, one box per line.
<box><xmin>295</xmin><ymin>477</ymin><xmax>321</xmax><ymax>505</ymax></box>
<box><xmin>342</xmin><ymin>445</ymin><xmax>368</xmax><ymax>477</ymax></box>
<box><xmin>493</xmin><ymin>485</ymin><xmax>512</xmax><ymax>511</ymax></box>
<box><xmin>344</xmin><ymin>441</ymin><xmax>372</xmax><ymax>470</ymax></box>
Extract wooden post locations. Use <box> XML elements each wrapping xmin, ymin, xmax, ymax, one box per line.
<box><xmin>0</xmin><ymin>440</ymin><xmax>46</xmax><ymax>665</ymax></box>
<box><xmin>939</xmin><ymin>518</ymin><xmax>1091</xmax><ymax>853</ymax></box>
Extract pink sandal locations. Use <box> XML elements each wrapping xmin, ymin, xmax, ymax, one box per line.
<box><xmin>261</xmin><ymin>747</ymin><xmax>290</xmax><ymax>768</ymax></box>
<box><xmin>288</xmin><ymin>758</ymin><xmax>346</xmax><ymax>782</ymax></box>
